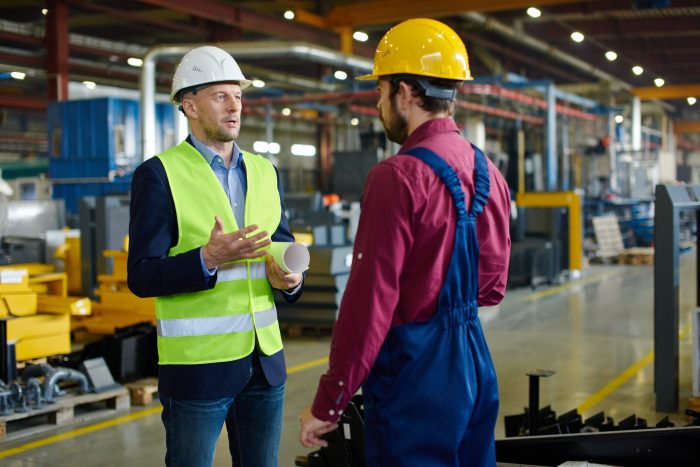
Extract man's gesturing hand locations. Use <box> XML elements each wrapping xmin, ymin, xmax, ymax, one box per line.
<box><xmin>202</xmin><ymin>216</ymin><xmax>271</xmax><ymax>269</ymax></box>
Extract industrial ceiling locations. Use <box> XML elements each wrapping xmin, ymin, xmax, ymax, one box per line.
<box><xmin>0</xmin><ymin>0</ymin><xmax>698</xmax><ymax>120</ymax></box>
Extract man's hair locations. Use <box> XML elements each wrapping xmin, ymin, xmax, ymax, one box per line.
<box><xmin>387</xmin><ymin>75</ymin><xmax>461</xmax><ymax>114</ymax></box>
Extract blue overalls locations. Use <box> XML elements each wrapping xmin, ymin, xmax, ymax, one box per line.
<box><xmin>363</xmin><ymin>145</ymin><xmax>498</xmax><ymax>467</ymax></box>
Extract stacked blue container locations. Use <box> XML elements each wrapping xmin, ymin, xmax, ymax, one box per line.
<box><xmin>48</xmin><ymin>97</ymin><xmax>175</xmax><ymax>215</ymax></box>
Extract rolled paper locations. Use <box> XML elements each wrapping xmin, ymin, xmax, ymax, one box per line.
<box><xmin>268</xmin><ymin>242</ymin><xmax>310</xmax><ymax>274</ymax></box>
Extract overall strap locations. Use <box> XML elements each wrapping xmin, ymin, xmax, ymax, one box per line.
<box><xmin>469</xmin><ymin>144</ymin><xmax>490</xmax><ymax>219</ymax></box>
<box><xmin>403</xmin><ymin>147</ymin><xmax>467</xmax><ymax>222</ymax></box>
<box><xmin>403</xmin><ymin>144</ymin><xmax>491</xmax><ymax>220</ymax></box>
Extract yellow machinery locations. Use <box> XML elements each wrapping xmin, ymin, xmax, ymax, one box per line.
<box><xmin>74</xmin><ymin>236</ymin><xmax>155</xmax><ymax>335</ymax></box>
<box><xmin>515</xmin><ymin>191</ymin><xmax>583</xmax><ymax>272</ymax></box>
<box><xmin>0</xmin><ymin>263</ymin><xmax>91</xmax><ymax>361</ymax></box>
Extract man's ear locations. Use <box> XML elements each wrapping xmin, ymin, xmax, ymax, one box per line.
<box><xmin>181</xmin><ymin>98</ymin><xmax>196</xmax><ymax>119</ymax></box>
<box><xmin>397</xmin><ymin>81</ymin><xmax>412</xmax><ymax>108</ymax></box>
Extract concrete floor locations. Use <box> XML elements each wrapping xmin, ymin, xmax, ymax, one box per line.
<box><xmin>0</xmin><ymin>257</ymin><xmax>696</xmax><ymax>466</ymax></box>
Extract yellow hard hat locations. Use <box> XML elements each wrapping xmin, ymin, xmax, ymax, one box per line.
<box><xmin>357</xmin><ymin>18</ymin><xmax>471</xmax><ymax>82</ymax></box>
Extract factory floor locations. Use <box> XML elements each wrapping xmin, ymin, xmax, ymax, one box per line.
<box><xmin>1</xmin><ymin>255</ymin><xmax>696</xmax><ymax>466</ymax></box>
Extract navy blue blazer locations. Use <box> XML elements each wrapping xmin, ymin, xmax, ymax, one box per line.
<box><xmin>127</xmin><ymin>140</ymin><xmax>300</xmax><ymax>399</ymax></box>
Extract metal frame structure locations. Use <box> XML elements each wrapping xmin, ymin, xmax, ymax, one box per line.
<box><xmin>515</xmin><ymin>191</ymin><xmax>583</xmax><ymax>271</ymax></box>
<box><xmin>654</xmin><ymin>184</ymin><xmax>700</xmax><ymax>412</ymax></box>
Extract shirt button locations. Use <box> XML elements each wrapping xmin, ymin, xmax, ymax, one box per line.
<box><xmin>329</xmin><ymin>410</ymin><xmax>335</xmax><ymax>416</ymax></box>
<box><xmin>338</xmin><ymin>381</ymin><xmax>344</xmax><ymax>387</ymax></box>
<box><xmin>357</xmin><ymin>253</ymin><xmax>363</xmax><ymax>260</ymax></box>
<box><xmin>338</xmin><ymin>410</ymin><xmax>343</xmax><ymax>415</ymax></box>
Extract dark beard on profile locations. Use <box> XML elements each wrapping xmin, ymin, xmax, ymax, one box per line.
<box><xmin>384</xmin><ymin>99</ymin><xmax>408</xmax><ymax>144</ymax></box>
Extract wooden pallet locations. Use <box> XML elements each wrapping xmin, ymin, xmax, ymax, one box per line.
<box><xmin>125</xmin><ymin>378</ymin><xmax>159</xmax><ymax>406</ymax></box>
<box><xmin>616</xmin><ymin>247</ymin><xmax>655</xmax><ymax>265</ymax></box>
<box><xmin>0</xmin><ymin>386</ymin><xmax>130</xmax><ymax>443</ymax></box>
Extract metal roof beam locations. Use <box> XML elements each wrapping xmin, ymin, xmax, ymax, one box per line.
<box><xmin>632</xmin><ymin>84</ymin><xmax>700</xmax><ymax>100</ymax></box>
<box><xmin>136</xmin><ymin>0</ymin><xmax>338</xmax><ymax>46</ymax></box>
<box><xmin>323</xmin><ymin>0</ymin><xmax>599</xmax><ymax>28</ymax></box>
<box><xmin>674</xmin><ymin>121</ymin><xmax>700</xmax><ymax>135</ymax></box>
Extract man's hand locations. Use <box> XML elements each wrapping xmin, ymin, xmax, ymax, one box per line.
<box><xmin>202</xmin><ymin>216</ymin><xmax>270</xmax><ymax>269</ymax></box>
<box><xmin>299</xmin><ymin>407</ymin><xmax>338</xmax><ymax>448</ymax></box>
<box><xmin>265</xmin><ymin>254</ymin><xmax>302</xmax><ymax>290</ymax></box>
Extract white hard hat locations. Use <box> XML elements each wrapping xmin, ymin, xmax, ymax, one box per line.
<box><xmin>170</xmin><ymin>46</ymin><xmax>252</xmax><ymax>103</ymax></box>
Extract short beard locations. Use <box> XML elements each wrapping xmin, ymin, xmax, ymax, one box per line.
<box><xmin>383</xmin><ymin>95</ymin><xmax>408</xmax><ymax>144</ymax></box>
<box><xmin>205</xmin><ymin>125</ymin><xmax>238</xmax><ymax>143</ymax></box>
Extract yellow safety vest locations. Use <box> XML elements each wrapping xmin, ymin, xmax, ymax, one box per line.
<box><xmin>155</xmin><ymin>141</ymin><xmax>283</xmax><ymax>364</ymax></box>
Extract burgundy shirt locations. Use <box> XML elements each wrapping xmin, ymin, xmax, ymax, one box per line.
<box><xmin>311</xmin><ymin>118</ymin><xmax>511</xmax><ymax>422</ymax></box>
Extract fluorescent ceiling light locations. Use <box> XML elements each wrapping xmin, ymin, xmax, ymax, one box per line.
<box><xmin>632</xmin><ymin>66</ymin><xmax>644</xmax><ymax>76</ymax></box>
<box><xmin>10</xmin><ymin>71</ymin><xmax>26</xmax><ymax>80</ymax></box>
<box><xmin>291</xmin><ymin>144</ymin><xmax>316</xmax><ymax>157</ymax></box>
<box><xmin>614</xmin><ymin>115</ymin><xmax>624</xmax><ymax>124</ymax></box>
<box><xmin>253</xmin><ymin>141</ymin><xmax>269</xmax><ymax>153</ymax></box>
<box><xmin>526</xmin><ymin>7</ymin><xmax>541</xmax><ymax>18</ymax></box>
<box><xmin>605</xmin><ymin>51</ymin><xmax>617</xmax><ymax>61</ymax></box>
<box><xmin>570</xmin><ymin>31</ymin><xmax>584</xmax><ymax>43</ymax></box>
<box><xmin>281</xmin><ymin>107</ymin><xmax>291</xmax><ymax>116</ymax></box>
<box><xmin>284</xmin><ymin>10</ymin><xmax>294</xmax><ymax>20</ymax></box>
<box><xmin>353</xmin><ymin>31</ymin><xmax>369</xmax><ymax>42</ymax></box>
<box><xmin>127</xmin><ymin>57</ymin><xmax>143</xmax><ymax>67</ymax></box>
<box><xmin>334</xmin><ymin>70</ymin><xmax>348</xmax><ymax>80</ymax></box>
<box><xmin>268</xmin><ymin>142</ymin><xmax>281</xmax><ymax>154</ymax></box>
<box><xmin>654</xmin><ymin>78</ymin><xmax>665</xmax><ymax>87</ymax></box>
<box><xmin>252</xmin><ymin>79</ymin><xmax>265</xmax><ymax>88</ymax></box>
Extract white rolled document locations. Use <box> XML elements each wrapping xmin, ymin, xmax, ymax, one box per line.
<box><xmin>268</xmin><ymin>242</ymin><xmax>310</xmax><ymax>274</ymax></box>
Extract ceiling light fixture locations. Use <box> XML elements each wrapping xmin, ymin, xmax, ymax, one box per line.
<box><xmin>353</xmin><ymin>31</ymin><xmax>369</xmax><ymax>42</ymax></box>
<box><xmin>10</xmin><ymin>71</ymin><xmax>26</xmax><ymax>80</ymax></box>
<box><xmin>350</xmin><ymin>118</ymin><xmax>359</xmax><ymax>126</ymax></box>
<box><xmin>252</xmin><ymin>79</ymin><xmax>265</xmax><ymax>88</ymax></box>
<box><xmin>654</xmin><ymin>78</ymin><xmax>665</xmax><ymax>87</ymax></box>
<box><xmin>291</xmin><ymin>144</ymin><xmax>316</xmax><ymax>157</ymax></box>
<box><xmin>334</xmin><ymin>70</ymin><xmax>348</xmax><ymax>80</ymax></box>
<box><xmin>632</xmin><ymin>66</ymin><xmax>644</xmax><ymax>76</ymax></box>
<box><xmin>83</xmin><ymin>81</ymin><xmax>96</xmax><ymax>89</ymax></box>
<box><xmin>283</xmin><ymin>10</ymin><xmax>295</xmax><ymax>20</ymax></box>
<box><xmin>614</xmin><ymin>115</ymin><xmax>624</xmax><ymax>124</ymax></box>
<box><xmin>127</xmin><ymin>57</ymin><xmax>143</xmax><ymax>67</ymax></box>
<box><xmin>526</xmin><ymin>7</ymin><xmax>541</xmax><ymax>18</ymax></box>
<box><xmin>570</xmin><ymin>31</ymin><xmax>584</xmax><ymax>43</ymax></box>
<box><xmin>689</xmin><ymin>97</ymin><xmax>697</xmax><ymax>106</ymax></box>
<box><xmin>42</xmin><ymin>9</ymin><xmax>48</xmax><ymax>15</ymax></box>
<box><xmin>281</xmin><ymin>107</ymin><xmax>292</xmax><ymax>116</ymax></box>
<box><xmin>605</xmin><ymin>51</ymin><xmax>617</xmax><ymax>61</ymax></box>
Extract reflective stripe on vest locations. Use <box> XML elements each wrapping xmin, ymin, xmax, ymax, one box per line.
<box><xmin>157</xmin><ymin>306</ymin><xmax>278</xmax><ymax>337</ymax></box>
<box><xmin>155</xmin><ymin>142</ymin><xmax>284</xmax><ymax>364</ymax></box>
<box><xmin>217</xmin><ymin>261</ymin><xmax>267</xmax><ymax>282</ymax></box>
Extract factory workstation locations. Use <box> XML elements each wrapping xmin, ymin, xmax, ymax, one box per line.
<box><xmin>1</xmin><ymin>1</ymin><xmax>700</xmax><ymax>466</ymax></box>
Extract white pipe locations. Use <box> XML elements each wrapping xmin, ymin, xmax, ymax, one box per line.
<box><xmin>632</xmin><ymin>96</ymin><xmax>642</xmax><ymax>152</ymax></box>
<box><xmin>140</xmin><ymin>41</ymin><xmax>373</xmax><ymax>160</ymax></box>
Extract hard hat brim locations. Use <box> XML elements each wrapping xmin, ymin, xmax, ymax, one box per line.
<box><xmin>170</xmin><ymin>79</ymin><xmax>252</xmax><ymax>103</ymax></box>
<box><xmin>355</xmin><ymin>73</ymin><xmax>378</xmax><ymax>81</ymax></box>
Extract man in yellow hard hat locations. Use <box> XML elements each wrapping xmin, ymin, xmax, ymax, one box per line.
<box><xmin>300</xmin><ymin>18</ymin><xmax>511</xmax><ymax>466</ymax></box>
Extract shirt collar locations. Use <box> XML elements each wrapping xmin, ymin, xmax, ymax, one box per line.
<box><xmin>189</xmin><ymin>133</ymin><xmax>243</xmax><ymax>169</ymax></box>
<box><xmin>398</xmin><ymin>117</ymin><xmax>459</xmax><ymax>154</ymax></box>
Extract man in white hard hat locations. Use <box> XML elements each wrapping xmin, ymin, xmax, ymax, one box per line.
<box><xmin>128</xmin><ymin>45</ymin><xmax>303</xmax><ymax>467</ymax></box>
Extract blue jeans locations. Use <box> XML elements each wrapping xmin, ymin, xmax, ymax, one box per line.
<box><xmin>160</xmin><ymin>362</ymin><xmax>285</xmax><ymax>467</ymax></box>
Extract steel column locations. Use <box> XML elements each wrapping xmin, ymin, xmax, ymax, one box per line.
<box><xmin>45</xmin><ymin>0</ymin><xmax>69</xmax><ymax>101</ymax></box>
<box><xmin>632</xmin><ymin>96</ymin><xmax>642</xmax><ymax>152</ymax></box>
<box><xmin>546</xmin><ymin>83</ymin><xmax>557</xmax><ymax>191</ymax></box>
